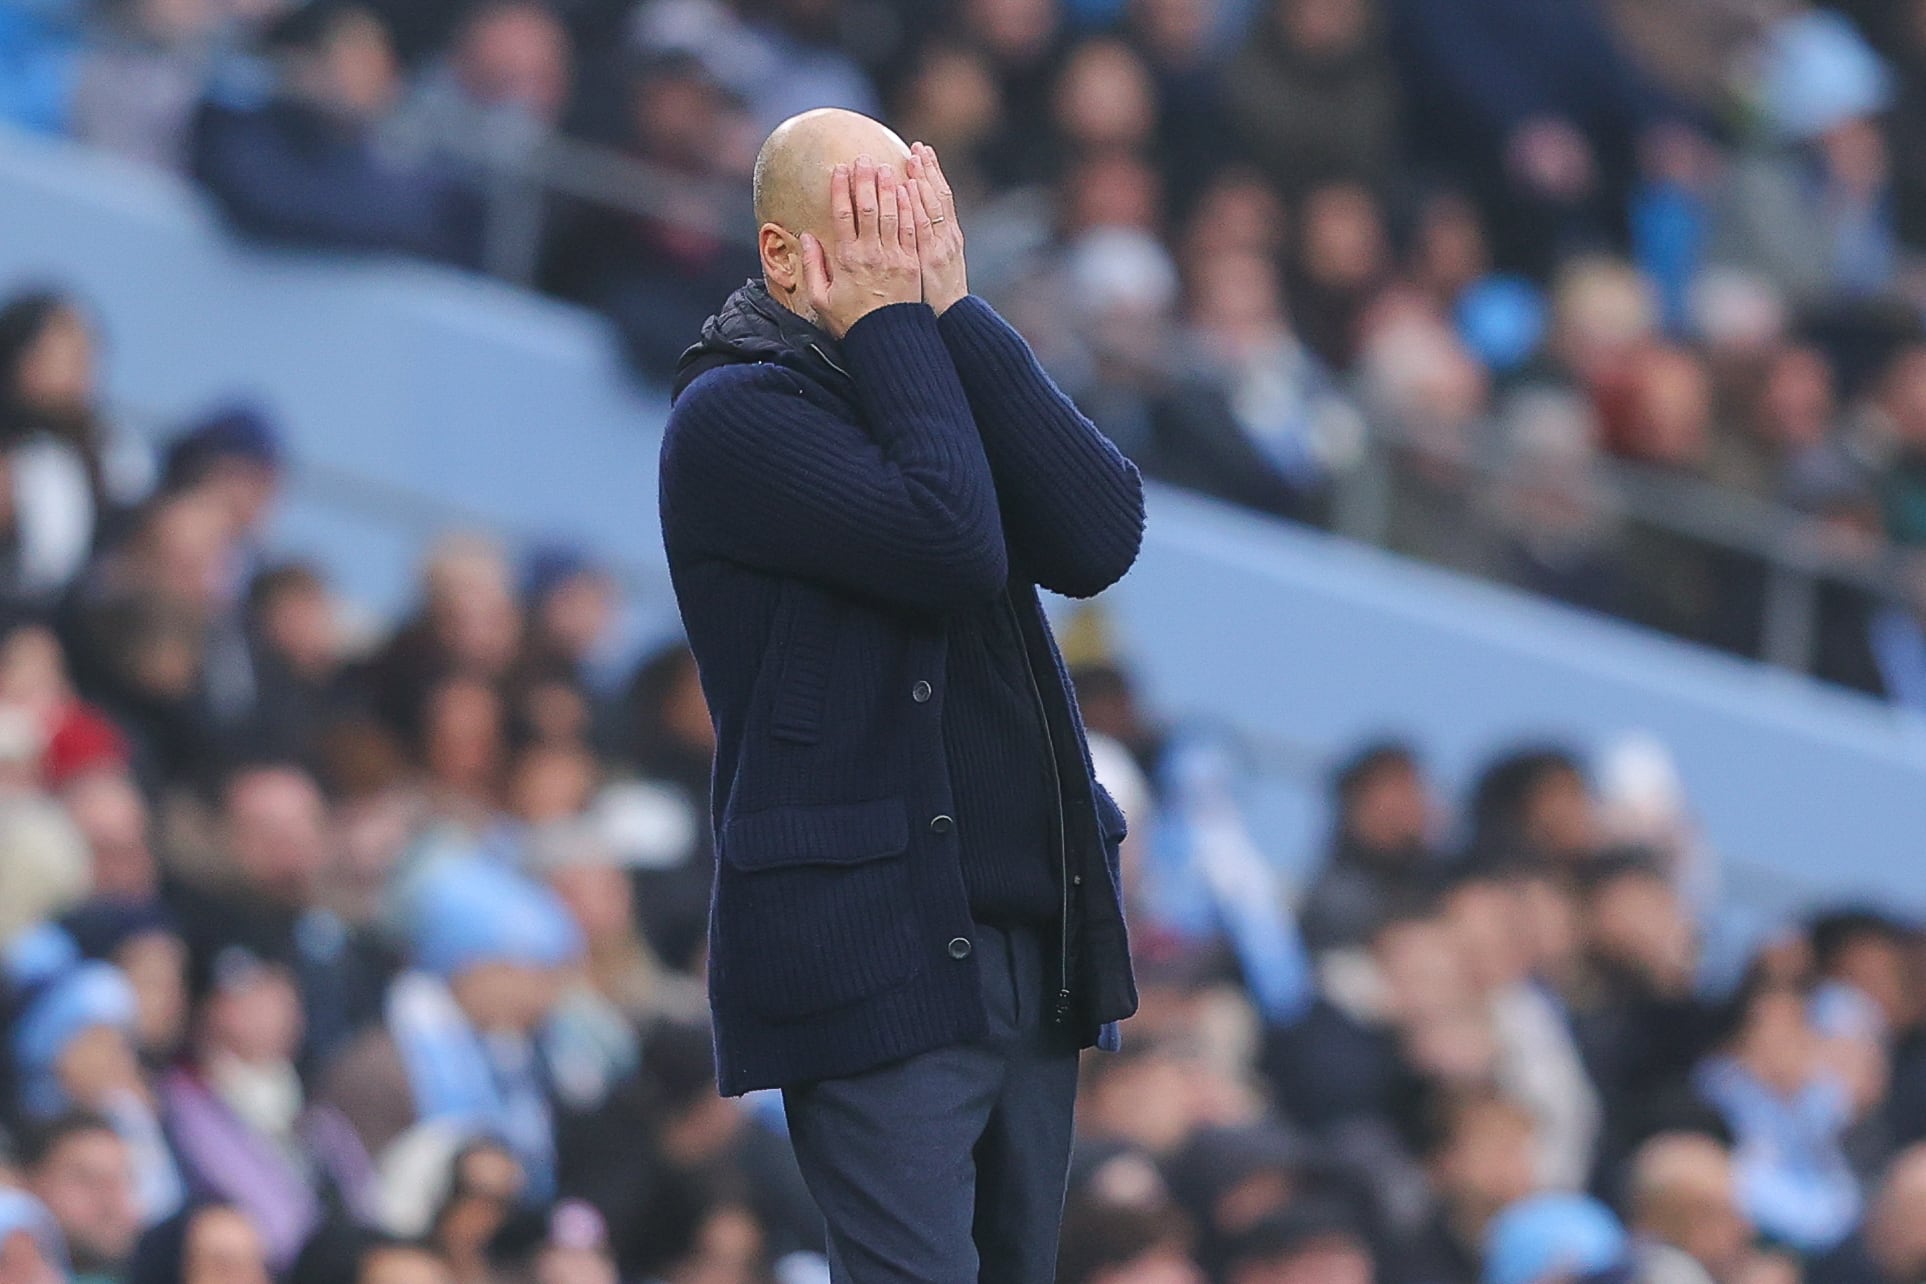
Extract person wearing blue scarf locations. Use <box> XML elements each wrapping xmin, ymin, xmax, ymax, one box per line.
<box><xmin>319</xmin><ymin>853</ymin><xmax>582</xmax><ymax>1201</ymax></box>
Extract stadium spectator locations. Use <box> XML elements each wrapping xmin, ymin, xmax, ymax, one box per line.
<box><xmin>1222</xmin><ymin>0</ymin><xmax>1400</xmax><ymax>197</ymax></box>
<box><xmin>20</xmin><ymin>1111</ymin><xmax>141</xmax><ymax>1284</ymax></box>
<box><xmin>159</xmin><ymin>943</ymin><xmax>375</xmax><ymax>1270</ymax></box>
<box><xmin>286</xmin><ymin>1223</ymin><xmax>453</xmax><ymax>1284</ymax></box>
<box><xmin>0</xmin><ymin>293</ymin><xmax>120</xmax><ymax>609</ymax></box>
<box><xmin>1625</xmin><ymin>1132</ymin><xmax>1754</xmax><ymax>1284</ymax></box>
<box><xmin>60</xmin><ymin>770</ymin><xmax>159</xmax><ymax>905</ymax></box>
<box><xmin>191</xmin><ymin>4</ymin><xmax>481</xmax><ymax>264</ymax></box>
<box><xmin>68</xmin><ymin>0</ymin><xmax>222</xmax><ymax>172</ymax></box>
<box><xmin>548</xmin><ymin>51</ymin><xmax>758</xmax><ymax>382</ymax></box>
<box><xmin>395</xmin><ymin>1</ymin><xmax>573</xmax><ymax>149</ymax></box>
<box><xmin>1876</xmin><ymin>344</ymin><xmax>1926</xmax><ymax>548</ymax></box>
<box><xmin>6</xmin><ymin>932</ymin><xmax>183</xmax><ymax>1224</ymax></box>
<box><xmin>1382</xmin><ymin>0</ymin><xmax>1683</xmax><ymax>274</ymax></box>
<box><xmin>1696</xmin><ymin>978</ymin><xmax>1866</xmax><ymax>1252</ymax></box>
<box><xmin>126</xmin><ymin>1201</ymin><xmax>271</xmax><ymax>1284</ymax></box>
<box><xmin>318</xmin><ymin>854</ymin><xmax>580</xmax><ymax>1196</ymax></box>
<box><xmin>1297</xmin><ymin>740</ymin><xmax>1440</xmax><ymax>955</ymax></box>
<box><xmin>1401</xmin><ymin>1089</ymin><xmax>1542</xmax><ymax>1282</ymax></box>
<box><xmin>58</xmin><ymin>898</ymin><xmax>188</xmax><ymax>1068</ymax></box>
<box><xmin>1216</xmin><ymin>1201</ymin><xmax>1375</xmax><ymax>1284</ymax></box>
<box><xmin>1123</xmin><ymin>0</ymin><xmax>1232</xmax><ymax>195</ymax></box>
<box><xmin>1181</xmin><ymin>246</ymin><xmax>1361</xmax><ymax>521</ymax></box>
<box><xmin>217</xmin><ymin>563</ymin><xmax>345</xmax><ymax>765</ymax></box>
<box><xmin>361</xmin><ymin>533</ymin><xmax>521</xmax><ymax>738</ymax></box>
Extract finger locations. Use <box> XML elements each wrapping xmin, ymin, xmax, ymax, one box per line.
<box><xmin>853</xmin><ymin>155</ymin><xmax>879</xmax><ymax>246</ymax></box>
<box><xmin>907</xmin><ymin>176</ymin><xmax>937</xmax><ymax>251</ymax></box>
<box><xmin>829</xmin><ymin>164</ymin><xmax>854</xmax><ymax>246</ymax></box>
<box><xmin>916</xmin><ymin>176</ymin><xmax>947</xmax><ymax>240</ymax></box>
<box><xmin>876</xmin><ymin>162</ymin><xmax>899</xmax><ymax>249</ymax></box>
<box><xmin>921</xmin><ymin>143</ymin><xmax>956</xmax><ymax>218</ymax></box>
<box><xmin>896</xmin><ymin>184</ymin><xmax>918</xmax><ymax>256</ymax></box>
<box><xmin>800</xmin><ymin>232</ymin><xmax>831</xmax><ymax>311</ymax></box>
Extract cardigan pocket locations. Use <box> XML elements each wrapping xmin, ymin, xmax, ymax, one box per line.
<box><xmin>717</xmin><ymin>799</ymin><xmax>923</xmax><ymax>1021</ymax></box>
<box><xmin>768</xmin><ymin>585</ymin><xmax>836</xmax><ymax>745</ymax></box>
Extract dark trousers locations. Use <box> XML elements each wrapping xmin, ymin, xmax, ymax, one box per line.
<box><xmin>782</xmin><ymin>922</ymin><xmax>1080</xmax><ymax>1284</ymax></box>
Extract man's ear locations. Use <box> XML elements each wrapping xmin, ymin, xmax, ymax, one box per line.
<box><xmin>761</xmin><ymin>224</ymin><xmax>802</xmax><ymax>296</ymax></box>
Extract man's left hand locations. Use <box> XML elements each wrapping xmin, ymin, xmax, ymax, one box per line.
<box><xmin>908</xmin><ymin>142</ymin><xmax>968</xmax><ymax>316</ymax></box>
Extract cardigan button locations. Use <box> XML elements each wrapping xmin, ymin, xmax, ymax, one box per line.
<box><xmin>929</xmin><ymin>814</ymin><xmax>955</xmax><ymax>835</ymax></box>
<box><xmin>947</xmin><ymin>936</ymin><xmax>973</xmax><ymax>960</ymax></box>
<box><xmin>911</xmin><ymin>679</ymin><xmax>933</xmax><ymax>703</ymax></box>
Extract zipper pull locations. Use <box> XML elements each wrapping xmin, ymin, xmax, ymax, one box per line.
<box><xmin>1053</xmin><ymin>989</ymin><xmax>1073</xmax><ymax>1024</ymax></box>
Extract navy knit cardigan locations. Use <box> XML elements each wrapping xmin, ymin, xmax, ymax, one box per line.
<box><xmin>659</xmin><ymin>291</ymin><xmax>1145</xmax><ymax>1094</ymax></box>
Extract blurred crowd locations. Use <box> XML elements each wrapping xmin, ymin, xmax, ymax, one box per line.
<box><xmin>8</xmin><ymin>0</ymin><xmax>1926</xmax><ymax>697</ymax></box>
<box><xmin>0</xmin><ymin>273</ymin><xmax>1918</xmax><ymax>1284</ymax></box>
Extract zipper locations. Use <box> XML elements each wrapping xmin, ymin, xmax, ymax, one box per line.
<box><xmin>808</xmin><ymin>342</ymin><xmax>850</xmax><ymax>380</ymax></box>
<box><xmin>1004</xmin><ymin>591</ymin><xmax>1073</xmax><ymax>1025</ymax></box>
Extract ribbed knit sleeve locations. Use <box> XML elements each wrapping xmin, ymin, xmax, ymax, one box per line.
<box><xmin>660</xmin><ymin>302</ymin><xmax>1007</xmax><ymax>613</ymax></box>
<box><xmin>936</xmin><ymin>295</ymin><xmax>1145</xmax><ymax>598</ymax></box>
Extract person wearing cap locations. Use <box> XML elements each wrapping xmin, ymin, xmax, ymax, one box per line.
<box><xmin>318</xmin><ymin>853</ymin><xmax>583</xmax><ymax>1200</ymax></box>
<box><xmin>1482</xmin><ymin>1193</ymin><xmax>1631</xmax><ymax>1284</ymax></box>
<box><xmin>159</xmin><ymin>404</ymin><xmax>283</xmax><ymax>545</ymax></box>
<box><xmin>7</xmin><ymin>928</ymin><xmax>183</xmax><ymax>1226</ymax></box>
<box><xmin>0</xmin><ymin>1189</ymin><xmax>71</xmax><ymax>1284</ymax></box>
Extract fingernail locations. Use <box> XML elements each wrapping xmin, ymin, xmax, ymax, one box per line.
<box><xmin>857</xmin><ymin>153</ymin><xmax>871</xmax><ymax>164</ymax></box>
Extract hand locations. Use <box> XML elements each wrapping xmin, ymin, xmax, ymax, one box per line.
<box><xmin>907</xmin><ymin>142</ymin><xmax>968</xmax><ymax>315</ymax></box>
<box><xmin>801</xmin><ymin>155</ymin><xmax>923</xmax><ymax>339</ymax></box>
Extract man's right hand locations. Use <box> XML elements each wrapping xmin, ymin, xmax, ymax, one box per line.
<box><xmin>802</xmin><ymin>156</ymin><xmax>924</xmax><ymax>339</ymax></box>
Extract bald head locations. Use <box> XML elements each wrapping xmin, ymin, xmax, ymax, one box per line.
<box><xmin>753</xmin><ymin>108</ymin><xmax>911</xmax><ymax>239</ymax></box>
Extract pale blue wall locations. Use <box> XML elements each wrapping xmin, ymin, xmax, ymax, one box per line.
<box><xmin>1</xmin><ymin>126</ymin><xmax>1921</xmax><ymax>904</ymax></box>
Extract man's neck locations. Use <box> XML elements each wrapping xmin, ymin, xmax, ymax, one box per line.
<box><xmin>764</xmin><ymin>279</ymin><xmax>821</xmax><ymax>331</ymax></box>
